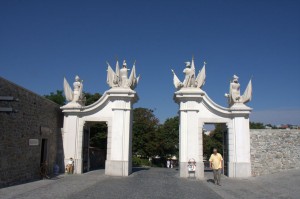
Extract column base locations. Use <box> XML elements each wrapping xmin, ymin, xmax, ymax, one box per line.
<box><xmin>105</xmin><ymin>160</ymin><xmax>132</xmax><ymax>176</ymax></box>
<box><xmin>179</xmin><ymin>162</ymin><xmax>204</xmax><ymax>179</ymax></box>
<box><xmin>228</xmin><ymin>162</ymin><xmax>251</xmax><ymax>178</ymax></box>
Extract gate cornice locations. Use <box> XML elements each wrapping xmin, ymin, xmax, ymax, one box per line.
<box><xmin>61</xmin><ymin>88</ymin><xmax>139</xmax><ymax>114</ymax></box>
<box><xmin>174</xmin><ymin>88</ymin><xmax>252</xmax><ymax>118</ymax></box>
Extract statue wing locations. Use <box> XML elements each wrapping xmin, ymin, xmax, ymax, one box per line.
<box><xmin>242</xmin><ymin>79</ymin><xmax>252</xmax><ymax>103</ymax></box>
<box><xmin>106</xmin><ymin>62</ymin><xmax>117</xmax><ymax>87</ymax></box>
<box><xmin>79</xmin><ymin>81</ymin><xmax>84</xmax><ymax>99</ymax></box>
<box><xmin>195</xmin><ymin>64</ymin><xmax>206</xmax><ymax>88</ymax></box>
<box><xmin>115</xmin><ymin>60</ymin><xmax>120</xmax><ymax>80</ymax></box>
<box><xmin>131</xmin><ymin>75</ymin><xmax>140</xmax><ymax>90</ymax></box>
<box><xmin>128</xmin><ymin>64</ymin><xmax>136</xmax><ymax>88</ymax></box>
<box><xmin>171</xmin><ymin>69</ymin><xmax>182</xmax><ymax>89</ymax></box>
<box><xmin>63</xmin><ymin>77</ymin><xmax>73</xmax><ymax>101</ymax></box>
<box><xmin>191</xmin><ymin>57</ymin><xmax>196</xmax><ymax>77</ymax></box>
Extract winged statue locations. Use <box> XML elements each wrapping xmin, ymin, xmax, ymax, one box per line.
<box><xmin>225</xmin><ymin>75</ymin><xmax>252</xmax><ymax>106</ymax></box>
<box><xmin>63</xmin><ymin>75</ymin><xmax>85</xmax><ymax>105</ymax></box>
<box><xmin>106</xmin><ymin>60</ymin><xmax>140</xmax><ymax>89</ymax></box>
<box><xmin>171</xmin><ymin>56</ymin><xmax>206</xmax><ymax>90</ymax></box>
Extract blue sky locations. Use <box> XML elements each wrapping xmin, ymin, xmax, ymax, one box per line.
<box><xmin>1</xmin><ymin>0</ymin><xmax>299</xmax><ymax>125</ymax></box>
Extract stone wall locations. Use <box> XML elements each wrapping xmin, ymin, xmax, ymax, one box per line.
<box><xmin>0</xmin><ymin>77</ymin><xmax>63</xmax><ymax>188</ymax></box>
<box><xmin>250</xmin><ymin>129</ymin><xmax>300</xmax><ymax>176</ymax></box>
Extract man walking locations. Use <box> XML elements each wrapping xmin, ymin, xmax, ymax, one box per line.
<box><xmin>209</xmin><ymin>148</ymin><xmax>223</xmax><ymax>186</ymax></box>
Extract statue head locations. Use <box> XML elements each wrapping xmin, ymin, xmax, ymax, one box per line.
<box><xmin>185</xmin><ymin>61</ymin><xmax>191</xmax><ymax>68</ymax></box>
<box><xmin>233</xmin><ymin>75</ymin><xmax>239</xmax><ymax>83</ymax></box>
<box><xmin>122</xmin><ymin>60</ymin><xmax>127</xmax><ymax>68</ymax></box>
<box><xmin>75</xmin><ymin>75</ymin><xmax>80</xmax><ymax>82</ymax></box>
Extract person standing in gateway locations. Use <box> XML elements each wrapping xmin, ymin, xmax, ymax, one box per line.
<box><xmin>209</xmin><ymin>148</ymin><xmax>223</xmax><ymax>186</ymax></box>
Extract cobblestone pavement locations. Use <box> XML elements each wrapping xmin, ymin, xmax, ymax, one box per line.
<box><xmin>205</xmin><ymin>169</ymin><xmax>300</xmax><ymax>199</ymax></box>
<box><xmin>1</xmin><ymin>168</ymin><xmax>299</xmax><ymax>199</ymax></box>
<box><xmin>0</xmin><ymin>168</ymin><xmax>220</xmax><ymax>199</ymax></box>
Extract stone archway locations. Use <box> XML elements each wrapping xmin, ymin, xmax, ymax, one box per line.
<box><xmin>61</xmin><ymin>60</ymin><xmax>140</xmax><ymax>176</ymax></box>
<box><xmin>172</xmin><ymin>57</ymin><xmax>252</xmax><ymax>179</ymax></box>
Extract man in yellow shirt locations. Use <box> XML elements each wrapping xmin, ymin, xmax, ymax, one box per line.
<box><xmin>209</xmin><ymin>148</ymin><xmax>223</xmax><ymax>185</ymax></box>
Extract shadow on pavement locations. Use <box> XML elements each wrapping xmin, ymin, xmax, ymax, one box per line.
<box><xmin>48</xmin><ymin>175</ymin><xmax>64</xmax><ymax>180</ymax></box>
<box><xmin>132</xmin><ymin>167</ymin><xmax>150</xmax><ymax>174</ymax></box>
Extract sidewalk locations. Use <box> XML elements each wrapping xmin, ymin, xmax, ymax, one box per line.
<box><xmin>205</xmin><ymin>169</ymin><xmax>300</xmax><ymax>199</ymax></box>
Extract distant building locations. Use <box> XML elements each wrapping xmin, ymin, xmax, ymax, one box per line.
<box><xmin>276</xmin><ymin>124</ymin><xmax>300</xmax><ymax>130</ymax></box>
<box><xmin>290</xmin><ymin>125</ymin><xmax>299</xmax><ymax>129</ymax></box>
<box><xmin>0</xmin><ymin>77</ymin><xmax>63</xmax><ymax>188</ymax></box>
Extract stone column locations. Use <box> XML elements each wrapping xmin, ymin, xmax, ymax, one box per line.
<box><xmin>226</xmin><ymin>121</ymin><xmax>235</xmax><ymax>177</ymax></box>
<box><xmin>228</xmin><ymin>103</ymin><xmax>252</xmax><ymax>178</ymax></box>
<box><xmin>104</xmin><ymin>88</ymin><xmax>138</xmax><ymax>176</ymax></box>
<box><xmin>61</xmin><ymin>112</ymin><xmax>84</xmax><ymax>174</ymax></box>
<box><xmin>174</xmin><ymin>88</ymin><xmax>205</xmax><ymax>179</ymax></box>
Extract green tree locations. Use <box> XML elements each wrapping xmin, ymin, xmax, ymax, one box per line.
<box><xmin>132</xmin><ymin>108</ymin><xmax>160</xmax><ymax>157</ymax></box>
<box><xmin>155</xmin><ymin>116</ymin><xmax>179</xmax><ymax>157</ymax></box>
<box><xmin>44</xmin><ymin>90</ymin><xmax>65</xmax><ymax>105</ymax></box>
<box><xmin>84</xmin><ymin>92</ymin><xmax>102</xmax><ymax>106</ymax></box>
<box><xmin>265</xmin><ymin>123</ymin><xmax>277</xmax><ymax>129</ymax></box>
<box><xmin>250</xmin><ymin>122</ymin><xmax>265</xmax><ymax>129</ymax></box>
<box><xmin>203</xmin><ymin>124</ymin><xmax>226</xmax><ymax>160</ymax></box>
<box><xmin>89</xmin><ymin>123</ymin><xmax>107</xmax><ymax>149</ymax></box>
<box><xmin>203</xmin><ymin>133</ymin><xmax>218</xmax><ymax>160</ymax></box>
<box><xmin>45</xmin><ymin>90</ymin><xmax>102</xmax><ymax>106</ymax></box>
<box><xmin>83</xmin><ymin>92</ymin><xmax>103</xmax><ymax>148</ymax></box>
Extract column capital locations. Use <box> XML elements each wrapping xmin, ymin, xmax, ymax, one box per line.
<box><xmin>107</xmin><ymin>87</ymin><xmax>139</xmax><ymax>104</ymax></box>
<box><xmin>174</xmin><ymin>88</ymin><xmax>205</xmax><ymax>104</ymax></box>
<box><xmin>229</xmin><ymin>103</ymin><xmax>252</xmax><ymax>116</ymax></box>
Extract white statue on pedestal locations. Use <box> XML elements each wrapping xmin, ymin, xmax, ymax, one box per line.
<box><xmin>171</xmin><ymin>56</ymin><xmax>206</xmax><ymax>90</ymax></box>
<box><xmin>106</xmin><ymin>60</ymin><xmax>140</xmax><ymax>90</ymax></box>
<box><xmin>182</xmin><ymin>61</ymin><xmax>195</xmax><ymax>87</ymax></box>
<box><xmin>225</xmin><ymin>75</ymin><xmax>252</xmax><ymax>106</ymax></box>
<box><xmin>63</xmin><ymin>75</ymin><xmax>85</xmax><ymax>106</ymax></box>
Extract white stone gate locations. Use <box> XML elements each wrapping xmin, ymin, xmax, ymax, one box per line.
<box><xmin>172</xmin><ymin>57</ymin><xmax>253</xmax><ymax>179</ymax></box>
<box><xmin>61</xmin><ymin>60</ymin><xmax>140</xmax><ymax>176</ymax></box>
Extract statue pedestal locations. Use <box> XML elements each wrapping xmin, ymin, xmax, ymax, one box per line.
<box><xmin>227</xmin><ymin>103</ymin><xmax>252</xmax><ymax>178</ymax></box>
<box><xmin>174</xmin><ymin>88</ymin><xmax>206</xmax><ymax>179</ymax></box>
<box><xmin>104</xmin><ymin>88</ymin><xmax>138</xmax><ymax>176</ymax></box>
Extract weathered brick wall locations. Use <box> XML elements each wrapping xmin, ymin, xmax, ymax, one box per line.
<box><xmin>250</xmin><ymin>129</ymin><xmax>300</xmax><ymax>176</ymax></box>
<box><xmin>0</xmin><ymin>77</ymin><xmax>63</xmax><ymax>188</ymax></box>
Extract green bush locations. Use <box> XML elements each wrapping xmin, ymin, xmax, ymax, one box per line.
<box><xmin>132</xmin><ymin>157</ymin><xmax>151</xmax><ymax>167</ymax></box>
<box><xmin>132</xmin><ymin>156</ymin><xmax>141</xmax><ymax>166</ymax></box>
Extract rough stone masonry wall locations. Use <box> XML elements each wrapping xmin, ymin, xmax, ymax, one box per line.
<box><xmin>0</xmin><ymin>77</ymin><xmax>63</xmax><ymax>188</ymax></box>
<box><xmin>250</xmin><ymin>129</ymin><xmax>300</xmax><ymax>176</ymax></box>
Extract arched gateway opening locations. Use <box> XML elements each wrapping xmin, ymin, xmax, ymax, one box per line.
<box><xmin>172</xmin><ymin>57</ymin><xmax>253</xmax><ymax>179</ymax></box>
<box><xmin>61</xmin><ymin>60</ymin><xmax>140</xmax><ymax>176</ymax></box>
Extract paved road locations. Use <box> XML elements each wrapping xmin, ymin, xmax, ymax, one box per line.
<box><xmin>205</xmin><ymin>169</ymin><xmax>300</xmax><ymax>199</ymax></box>
<box><xmin>0</xmin><ymin>168</ymin><xmax>220</xmax><ymax>199</ymax></box>
<box><xmin>1</xmin><ymin>168</ymin><xmax>299</xmax><ymax>199</ymax></box>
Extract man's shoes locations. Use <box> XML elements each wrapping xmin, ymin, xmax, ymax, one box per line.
<box><xmin>217</xmin><ymin>183</ymin><xmax>221</xmax><ymax>186</ymax></box>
